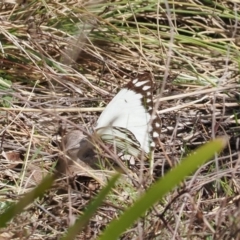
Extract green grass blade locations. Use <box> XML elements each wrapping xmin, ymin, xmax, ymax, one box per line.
<box><xmin>0</xmin><ymin>174</ymin><xmax>55</xmax><ymax>228</ymax></box>
<box><xmin>61</xmin><ymin>173</ymin><xmax>120</xmax><ymax>240</ymax></box>
<box><xmin>99</xmin><ymin>137</ymin><xmax>227</xmax><ymax>240</ymax></box>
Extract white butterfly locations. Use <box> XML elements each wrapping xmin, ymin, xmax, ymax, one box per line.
<box><xmin>93</xmin><ymin>73</ymin><xmax>161</xmax><ymax>160</ymax></box>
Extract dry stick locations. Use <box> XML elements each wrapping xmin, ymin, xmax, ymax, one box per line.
<box><xmin>157</xmin><ymin>139</ymin><xmax>173</xmax><ymax>168</ymax></box>
<box><xmin>18</xmin><ymin>125</ymin><xmax>35</xmax><ymax>195</ymax></box>
<box><xmin>154</xmin><ymin>84</ymin><xmax>237</xmax><ymax>102</ymax></box>
<box><xmin>0</xmin><ymin>107</ymin><xmax>104</xmax><ymax>112</ymax></box>
<box><xmin>1</xmin><ymin>84</ymin><xmax>235</xmax><ymax>113</ymax></box>
<box><xmin>1</xmin><ymin>101</ymin><xmax>238</xmax><ymax>115</ymax></box>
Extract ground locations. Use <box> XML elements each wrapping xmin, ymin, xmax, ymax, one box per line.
<box><xmin>0</xmin><ymin>0</ymin><xmax>240</xmax><ymax>239</ymax></box>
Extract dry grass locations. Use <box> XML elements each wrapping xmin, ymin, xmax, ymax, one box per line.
<box><xmin>0</xmin><ymin>0</ymin><xmax>240</xmax><ymax>239</ymax></box>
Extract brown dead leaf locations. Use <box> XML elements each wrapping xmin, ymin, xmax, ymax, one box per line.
<box><xmin>2</xmin><ymin>151</ymin><xmax>22</xmax><ymax>169</ymax></box>
<box><xmin>26</xmin><ymin>164</ymin><xmax>48</xmax><ymax>186</ymax></box>
<box><xmin>57</xmin><ymin>130</ymin><xmax>99</xmax><ymax>176</ymax></box>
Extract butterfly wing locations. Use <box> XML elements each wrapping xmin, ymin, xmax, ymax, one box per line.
<box><xmin>96</xmin><ymin>126</ymin><xmax>144</xmax><ymax>158</ymax></box>
<box><xmin>95</xmin><ymin>73</ymin><xmax>161</xmax><ymax>156</ymax></box>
